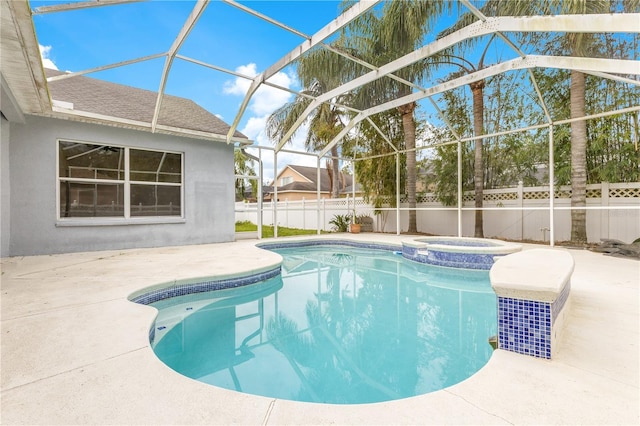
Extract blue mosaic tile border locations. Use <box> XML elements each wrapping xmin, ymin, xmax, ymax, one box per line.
<box><xmin>258</xmin><ymin>240</ymin><xmax>400</xmax><ymax>253</ymax></box>
<box><xmin>497</xmin><ymin>297</ymin><xmax>552</xmax><ymax>358</ymax></box>
<box><xmin>131</xmin><ymin>266</ymin><xmax>281</xmax><ymax>305</ymax></box>
<box><xmin>402</xmin><ymin>245</ymin><xmax>500</xmax><ymax>270</ymax></box>
<box><xmin>552</xmin><ymin>281</ymin><xmax>571</xmax><ymax>323</ymax></box>
<box><xmin>496</xmin><ymin>282</ymin><xmax>570</xmax><ymax>360</ymax></box>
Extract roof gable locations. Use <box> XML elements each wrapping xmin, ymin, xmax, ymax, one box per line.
<box><xmin>288</xmin><ymin>165</ymin><xmax>321</xmax><ymax>183</ymax></box>
<box><xmin>45</xmin><ymin>69</ymin><xmax>247</xmax><ymax>140</ymax></box>
<box><xmin>274</xmin><ymin>164</ymin><xmax>353</xmax><ymax>193</ymax></box>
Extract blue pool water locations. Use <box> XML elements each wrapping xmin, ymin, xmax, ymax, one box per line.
<box><xmin>150</xmin><ymin>245</ymin><xmax>497</xmax><ymax>404</ymax></box>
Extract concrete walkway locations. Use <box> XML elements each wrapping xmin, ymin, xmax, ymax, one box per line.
<box><xmin>1</xmin><ymin>235</ymin><xmax>638</xmax><ymax>425</ymax></box>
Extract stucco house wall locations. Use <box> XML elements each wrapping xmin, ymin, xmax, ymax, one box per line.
<box><xmin>1</xmin><ymin>115</ymin><xmax>11</xmax><ymax>256</ymax></box>
<box><xmin>276</xmin><ymin>167</ymin><xmax>309</xmax><ymax>186</ymax></box>
<box><xmin>274</xmin><ymin>168</ymin><xmax>331</xmax><ymax>201</ymax></box>
<box><xmin>268</xmin><ymin>165</ymin><xmax>355</xmax><ymax>201</ymax></box>
<box><xmin>4</xmin><ymin>115</ymin><xmax>234</xmax><ymax>256</ymax></box>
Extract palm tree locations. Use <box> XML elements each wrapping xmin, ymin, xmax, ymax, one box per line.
<box><xmin>234</xmin><ymin>149</ymin><xmax>257</xmax><ymax>201</ymax></box>
<box><xmin>431</xmin><ymin>37</ymin><xmax>497</xmax><ymax>238</ymax></box>
<box><xmin>341</xmin><ymin>0</ymin><xmax>452</xmax><ymax>234</ymax></box>
<box><xmin>462</xmin><ymin>0</ymin><xmax>639</xmax><ymax>243</ymax></box>
<box><xmin>266</xmin><ymin>48</ymin><xmax>352</xmax><ymax>198</ymax></box>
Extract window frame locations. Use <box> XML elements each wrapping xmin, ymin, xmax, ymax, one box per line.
<box><xmin>56</xmin><ymin>138</ymin><xmax>185</xmax><ymax>226</ymax></box>
<box><xmin>280</xmin><ymin>176</ymin><xmax>293</xmax><ymax>186</ymax></box>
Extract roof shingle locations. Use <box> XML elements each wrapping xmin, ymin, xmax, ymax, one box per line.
<box><xmin>275</xmin><ymin>165</ymin><xmax>353</xmax><ymax>193</ymax></box>
<box><xmin>45</xmin><ymin>68</ymin><xmax>247</xmax><ymax>139</ymax></box>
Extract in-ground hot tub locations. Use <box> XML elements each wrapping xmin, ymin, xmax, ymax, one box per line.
<box><xmin>402</xmin><ymin>236</ymin><xmax>522</xmax><ymax>270</ymax></box>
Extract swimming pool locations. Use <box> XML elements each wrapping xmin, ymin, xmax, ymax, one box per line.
<box><xmin>145</xmin><ymin>243</ymin><xmax>497</xmax><ymax>404</ymax></box>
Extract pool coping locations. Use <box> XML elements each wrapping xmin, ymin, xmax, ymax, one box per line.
<box><xmin>129</xmin><ymin>238</ymin><xmax>404</xmax><ymax>305</ymax></box>
<box><xmin>402</xmin><ymin>236</ymin><xmax>522</xmax><ymax>255</ymax></box>
<box><xmin>1</xmin><ymin>234</ymin><xmax>638</xmax><ymax>425</ymax></box>
<box><xmin>129</xmin><ymin>236</ymin><xmax>516</xmax><ymax>307</ymax></box>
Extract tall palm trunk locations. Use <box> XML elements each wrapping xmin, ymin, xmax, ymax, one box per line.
<box><xmin>570</xmin><ymin>69</ymin><xmax>588</xmax><ymax>243</ymax></box>
<box><xmin>470</xmin><ymin>80</ymin><xmax>485</xmax><ymax>238</ymax></box>
<box><xmin>399</xmin><ymin>102</ymin><xmax>417</xmax><ymax>234</ymax></box>
<box><xmin>331</xmin><ymin>145</ymin><xmax>340</xmax><ymax>198</ymax></box>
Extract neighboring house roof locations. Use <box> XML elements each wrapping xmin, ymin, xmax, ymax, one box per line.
<box><xmin>238</xmin><ymin>185</ymin><xmax>273</xmax><ymax>201</ymax></box>
<box><xmin>45</xmin><ymin>69</ymin><xmax>248</xmax><ymax>140</ymax></box>
<box><xmin>271</xmin><ymin>165</ymin><xmax>353</xmax><ymax>194</ymax></box>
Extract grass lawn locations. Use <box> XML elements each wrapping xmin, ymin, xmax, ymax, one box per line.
<box><xmin>235</xmin><ymin>221</ymin><xmax>329</xmax><ymax>238</ymax></box>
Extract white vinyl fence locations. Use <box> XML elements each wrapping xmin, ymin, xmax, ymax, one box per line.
<box><xmin>235</xmin><ymin>182</ymin><xmax>640</xmax><ymax>244</ymax></box>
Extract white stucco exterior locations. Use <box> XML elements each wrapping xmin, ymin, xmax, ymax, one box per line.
<box><xmin>1</xmin><ymin>115</ymin><xmax>235</xmax><ymax>257</ymax></box>
<box><xmin>1</xmin><ymin>115</ymin><xmax>11</xmax><ymax>256</ymax></box>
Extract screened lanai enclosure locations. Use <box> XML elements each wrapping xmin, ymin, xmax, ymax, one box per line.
<box><xmin>229</xmin><ymin>1</ymin><xmax>640</xmax><ymax>245</ymax></box>
<box><xmin>7</xmin><ymin>0</ymin><xmax>640</xmax><ymax>247</ymax></box>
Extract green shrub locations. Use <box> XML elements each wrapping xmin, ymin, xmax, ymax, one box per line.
<box><xmin>329</xmin><ymin>214</ymin><xmax>351</xmax><ymax>232</ymax></box>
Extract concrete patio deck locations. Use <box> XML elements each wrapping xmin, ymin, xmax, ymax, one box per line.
<box><xmin>1</xmin><ymin>234</ymin><xmax>638</xmax><ymax>425</ymax></box>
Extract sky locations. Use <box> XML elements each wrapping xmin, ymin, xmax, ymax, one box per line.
<box><xmin>30</xmin><ymin>0</ymin><xmax>350</xmax><ymax>181</ymax></box>
<box><xmin>27</xmin><ymin>0</ymin><xmax>583</xmax><ymax>183</ymax></box>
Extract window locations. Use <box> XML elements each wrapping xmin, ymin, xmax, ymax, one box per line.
<box><xmin>58</xmin><ymin>140</ymin><xmax>183</xmax><ymax>219</ymax></box>
<box><xmin>280</xmin><ymin>176</ymin><xmax>293</xmax><ymax>186</ymax></box>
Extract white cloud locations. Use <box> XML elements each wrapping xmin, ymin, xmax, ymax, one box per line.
<box><xmin>225</xmin><ymin>63</ymin><xmax>313</xmax><ymax>182</ymax></box>
<box><xmin>223</xmin><ymin>63</ymin><xmax>258</xmax><ymax>95</ymax></box>
<box><xmin>39</xmin><ymin>44</ymin><xmax>58</xmax><ymax>70</ymax></box>
<box><xmin>224</xmin><ymin>63</ymin><xmax>297</xmax><ymax>117</ymax></box>
<box><xmin>241</xmin><ymin>115</ymin><xmax>269</xmax><ymax>144</ymax></box>
<box><xmin>250</xmin><ymin>72</ymin><xmax>296</xmax><ymax>116</ymax></box>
